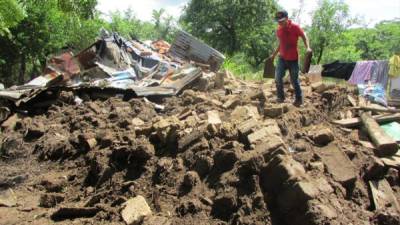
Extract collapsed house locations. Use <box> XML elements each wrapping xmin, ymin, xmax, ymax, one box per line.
<box><xmin>0</xmin><ymin>30</ymin><xmax>225</xmax><ymax>120</ymax></box>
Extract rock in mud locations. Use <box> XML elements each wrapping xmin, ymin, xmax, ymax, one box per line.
<box><xmin>143</xmin><ymin>216</ymin><xmax>171</xmax><ymax>225</ymax></box>
<box><xmin>96</xmin><ymin>130</ymin><xmax>114</xmax><ymax>148</ymax></box>
<box><xmin>364</xmin><ymin>157</ymin><xmax>386</xmax><ymax>181</ymax></box>
<box><xmin>25</xmin><ymin>122</ymin><xmax>45</xmax><ymax>141</ymax></box>
<box><xmin>385</xmin><ymin>168</ymin><xmax>400</xmax><ymax>186</ymax></box>
<box><xmin>183</xmin><ymin>171</ymin><xmax>200</xmax><ymax>189</ymax></box>
<box><xmin>306</xmin><ymin>200</ymin><xmax>338</xmax><ymax>224</ymax></box>
<box><xmin>0</xmin><ymin>190</ymin><xmax>17</xmax><ymax>207</ymax></box>
<box><xmin>264</xmin><ymin>104</ymin><xmax>289</xmax><ymax>118</ymax></box>
<box><xmin>247</xmin><ymin>127</ymin><xmax>270</xmax><ymax>145</ymax></box>
<box><xmin>39</xmin><ymin>177</ymin><xmax>67</xmax><ymax>193</ymax></box>
<box><xmin>121</xmin><ymin>195</ymin><xmax>152</xmax><ymax>225</ymax></box>
<box><xmin>277</xmin><ymin>180</ymin><xmax>320</xmax><ymax>211</ymax></box>
<box><xmin>213</xmin><ymin>149</ymin><xmax>239</xmax><ymax>172</ymax></box>
<box><xmin>193</xmin><ymin>155</ymin><xmax>214</xmax><ymax>178</ymax></box>
<box><xmin>178</xmin><ymin>129</ymin><xmax>204</xmax><ymax>152</ymax></box>
<box><xmin>261</xmin><ymin>155</ymin><xmax>307</xmax><ymax>193</ymax></box>
<box><xmin>312</xmin><ymin>128</ymin><xmax>334</xmax><ymax>146</ymax></box>
<box><xmin>223</xmin><ymin>97</ymin><xmax>240</xmax><ymax>109</ymax></box>
<box><xmin>372</xmin><ymin>210</ymin><xmax>400</xmax><ymax>225</ymax></box>
<box><xmin>39</xmin><ymin>193</ymin><xmax>65</xmax><ymax>208</ymax></box>
<box><xmin>211</xmin><ymin>193</ymin><xmax>238</xmax><ymax>221</ymax></box>
<box><xmin>176</xmin><ymin>200</ymin><xmax>203</xmax><ymax>216</ymax></box>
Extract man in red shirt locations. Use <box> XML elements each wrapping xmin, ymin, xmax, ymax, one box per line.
<box><xmin>270</xmin><ymin>10</ymin><xmax>312</xmax><ymax>106</ymax></box>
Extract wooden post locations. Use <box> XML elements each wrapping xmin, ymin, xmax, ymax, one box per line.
<box><xmin>361</xmin><ymin>112</ymin><xmax>399</xmax><ymax>156</ymax></box>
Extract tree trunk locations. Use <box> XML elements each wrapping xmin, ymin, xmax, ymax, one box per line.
<box><xmin>228</xmin><ymin>30</ymin><xmax>237</xmax><ymax>55</ymax></box>
<box><xmin>18</xmin><ymin>55</ymin><xmax>26</xmax><ymax>85</ymax></box>
<box><xmin>0</xmin><ymin>64</ymin><xmax>11</xmax><ymax>87</ymax></box>
<box><xmin>317</xmin><ymin>44</ymin><xmax>324</xmax><ymax>64</ymax></box>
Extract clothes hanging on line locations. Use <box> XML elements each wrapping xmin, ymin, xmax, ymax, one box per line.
<box><xmin>389</xmin><ymin>55</ymin><xmax>400</xmax><ymax>77</ymax></box>
<box><xmin>321</xmin><ymin>61</ymin><xmax>356</xmax><ymax>80</ymax></box>
<box><xmin>348</xmin><ymin>61</ymin><xmax>374</xmax><ymax>85</ymax></box>
<box><xmin>370</xmin><ymin>60</ymin><xmax>389</xmax><ymax>88</ymax></box>
<box><xmin>389</xmin><ymin>77</ymin><xmax>400</xmax><ymax>99</ymax></box>
<box><xmin>348</xmin><ymin>60</ymin><xmax>389</xmax><ymax>88</ymax></box>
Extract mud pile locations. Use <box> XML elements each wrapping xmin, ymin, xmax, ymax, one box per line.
<box><xmin>0</xmin><ymin>74</ymin><xmax>399</xmax><ymax>225</ymax></box>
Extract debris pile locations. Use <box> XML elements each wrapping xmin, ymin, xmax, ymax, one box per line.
<box><xmin>0</xmin><ymin>30</ymin><xmax>224</xmax><ymax>119</ymax></box>
<box><xmin>0</xmin><ymin>31</ymin><xmax>400</xmax><ymax>225</ymax></box>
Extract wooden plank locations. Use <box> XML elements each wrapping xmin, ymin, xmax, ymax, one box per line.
<box><xmin>332</xmin><ymin>113</ymin><xmax>400</xmax><ymax>128</ymax></box>
<box><xmin>369</xmin><ymin>179</ymin><xmax>400</xmax><ymax>213</ymax></box>
<box><xmin>359</xmin><ymin>97</ymin><xmax>368</xmax><ymax>107</ymax></box>
<box><xmin>347</xmin><ymin>95</ymin><xmax>358</xmax><ymax>107</ymax></box>
<box><xmin>361</xmin><ymin>112</ymin><xmax>399</xmax><ymax>157</ymax></box>
<box><xmin>380</xmin><ymin>150</ymin><xmax>400</xmax><ymax>169</ymax></box>
<box><xmin>388</xmin><ymin>99</ymin><xmax>400</xmax><ymax>107</ymax></box>
<box><xmin>354</xmin><ymin>106</ymin><xmax>400</xmax><ymax>113</ymax></box>
<box><xmin>358</xmin><ymin>140</ymin><xmax>375</xmax><ymax>149</ymax></box>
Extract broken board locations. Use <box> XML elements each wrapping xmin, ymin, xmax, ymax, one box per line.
<box><xmin>347</xmin><ymin>95</ymin><xmax>357</xmax><ymax>107</ymax></box>
<box><xmin>380</xmin><ymin>150</ymin><xmax>400</xmax><ymax>169</ymax></box>
<box><xmin>369</xmin><ymin>179</ymin><xmax>400</xmax><ymax>213</ymax></box>
<box><xmin>333</xmin><ymin>113</ymin><xmax>400</xmax><ymax>128</ymax></box>
<box><xmin>317</xmin><ymin>144</ymin><xmax>357</xmax><ymax>188</ymax></box>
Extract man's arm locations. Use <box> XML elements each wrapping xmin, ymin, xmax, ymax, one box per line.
<box><xmin>301</xmin><ymin>32</ymin><xmax>312</xmax><ymax>52</ymax></box>
<box><xmin>270</xmin><ymin>43</ymin><xmax>280</xmax><ymax>59</ymax></box>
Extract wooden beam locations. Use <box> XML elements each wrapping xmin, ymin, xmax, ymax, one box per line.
<box><xmin>353</xmin><ymin>106</ymin><xmax>400</xmax><ymax>113</ymax></box>
<box><xmin>361</xmin><ymin>112</ymin><xmax>398</xmax><ymax>157</ymax></box>
<box><xmin>369</xmin><ymin>179</ymin><xmax>400</xmax><ymax>213</ymax></box>
<box><xmin>332</xmin><ymin>113</ymin><xmax>400</xmax><ymax>128</ymax></box>
<box><xmin>381</xmin><ymin>151</ymin><xmax>400</xmax><ymax>169</ymax></box>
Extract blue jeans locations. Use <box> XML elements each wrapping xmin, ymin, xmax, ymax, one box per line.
<box><xmin>275</xmin><ymin>57</ymin><xmax>302</xmax><ymax>101</ymax></box>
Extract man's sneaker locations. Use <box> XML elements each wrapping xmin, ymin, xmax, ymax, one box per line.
<box><xmin>293</xmin><ymin>99</ymin><xmax>303</xmax><ymax>107</ymax></box>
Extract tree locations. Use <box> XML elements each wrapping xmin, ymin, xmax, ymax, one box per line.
<box><xmin>152</xmin><ymin>9</ymin><xmax>175</xmax><ymax>41</ymax></box>
<box><xmin>0</xmin><ymin>0</ymin><xmax>25</xmax><ymax>36</ymax></box>
<box><xmin>316</xmin><ymin>19</ymin><xmax>400</xmax><ymax>63</ymax></box>
<box><xmin>309</xmin><ymin>0</ymin><xmax>354</xmax><ymax>64</ymax></box>
<box><xmin>0</xmin><ymin>0</ymin><xmax>101</xmax><ymax>85</ymax></box>
<box><xmin>58</xmin><ymin>0</ymin><xmax>98</xmax><ymax>19</ymax></box>
<box><xmin>108</xmin><ymin>9</ymin><xmax>159</xmax><ymax>41</ymax></box>
<box><xmin>181</xmin><ymin>0</ymin><xmax>278</xmax><ymax>56</ymax></box>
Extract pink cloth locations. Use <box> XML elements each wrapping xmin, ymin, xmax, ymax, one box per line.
<box><xmin>348</xmin><ymin>61</ymin><xmax>374</xmax><ymax>84</ymax></box>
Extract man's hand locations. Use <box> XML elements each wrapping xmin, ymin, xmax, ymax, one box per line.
<box><xmin>306</xmin><ymin>47</ymin><xmax>312</xmax><ymax>53</ymax></box>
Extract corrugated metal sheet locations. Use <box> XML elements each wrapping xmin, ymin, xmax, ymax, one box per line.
<box><xmin>169</xmin><ymin>30</ymin><xmax>225</xmax><ymax>72</ymax></box>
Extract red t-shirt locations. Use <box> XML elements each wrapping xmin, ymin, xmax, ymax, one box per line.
<box><xmin>276</xmin><ymin>20</ymin><xmax>305</xmax><ymax>61</ymax></box>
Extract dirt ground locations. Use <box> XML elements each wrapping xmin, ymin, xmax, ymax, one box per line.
<box><xmin>0</xmin><ymin>76</ymin><xmax>399</xmax><ymax>225</ymax></box>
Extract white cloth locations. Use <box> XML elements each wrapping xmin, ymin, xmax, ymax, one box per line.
<box><xmin>390</xmin><ymin>77</ymin><xmax>400</xmax><ymax>98</ymax></box>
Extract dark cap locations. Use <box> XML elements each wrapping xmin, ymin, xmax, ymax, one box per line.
<box><xmin>275</xmin><ymin>10</ymin><xmax>288</xmax><ymax>22</ymax></box>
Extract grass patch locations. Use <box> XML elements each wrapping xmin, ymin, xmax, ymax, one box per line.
<box><xmin>222</xmin><ymin>53</ymin><xmax>264</xmax><ymax>80</ymax></box>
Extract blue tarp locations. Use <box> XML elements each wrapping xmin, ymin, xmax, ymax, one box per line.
<box><xmin>358</xmin><ymin>83</ymin><xmax>387</xmax><ymax>106</ymax></box>
<box><xmin>381</xmin><ymin>122</ymin><xmax>400</xmax><ymax>142</ymax></box>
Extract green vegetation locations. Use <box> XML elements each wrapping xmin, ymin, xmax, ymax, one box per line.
<box><xmin>0</xmin><ymin>0</ymin><xmax>399</xmax><ymax>85</ymax></box>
